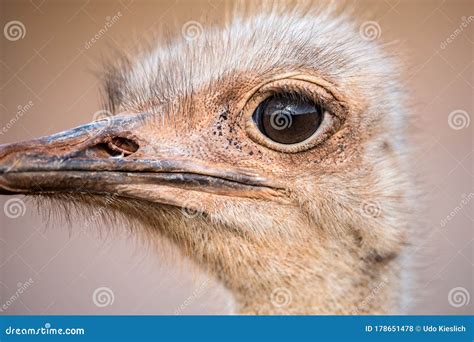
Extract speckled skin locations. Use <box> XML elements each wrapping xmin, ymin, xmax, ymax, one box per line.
<box><xmin>0</xmin><ymin>5</ymin><xmax>414</xmax><ymax>314</ymax></box>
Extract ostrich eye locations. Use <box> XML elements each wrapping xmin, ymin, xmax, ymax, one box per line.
<box><xmin>252</xmin><ymin>95</ymin><xmax>324</xmax><ymax>144</ymax></box>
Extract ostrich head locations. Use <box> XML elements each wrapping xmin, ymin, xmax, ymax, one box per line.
<box><xmin>0</xmin><ymin>7</ymin><xmax>413</xmax><ymax>314</ymax></box>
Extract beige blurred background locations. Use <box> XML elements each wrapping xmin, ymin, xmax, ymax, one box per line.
<box><xmin>0</xmin><ymin>0</ymin><xmax>472</xmax><ymax>315</ymax></box>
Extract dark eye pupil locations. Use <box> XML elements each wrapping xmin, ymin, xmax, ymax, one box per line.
<box><xmin>252</xmin><ymin>96</ymin><xmax>323</xmax><ymax>144</ymax></box>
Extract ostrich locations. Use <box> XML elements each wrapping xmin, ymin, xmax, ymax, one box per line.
<box><xmin>0</xmin><ymin>6</ymin><xmax>414</xmax><ymax>314</ymax></box>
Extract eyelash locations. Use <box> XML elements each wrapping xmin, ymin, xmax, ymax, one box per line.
<box><xmin>253</xmin><ymin>84</ymin><xmax>333</xmax><ymax>117</ymax></box>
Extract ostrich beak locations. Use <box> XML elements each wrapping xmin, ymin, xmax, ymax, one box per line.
<box><xmin>0</xmin><ymin>113</ymin><xmax>284</xmax><ymax>208</ymax></box>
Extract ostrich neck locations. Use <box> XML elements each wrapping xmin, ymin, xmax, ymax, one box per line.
<box><xmin>227</xmin><ymin>262</ymin><xmax>402</xmax><ymax>315</ymax></box>
<box><xmin>198</xmin><ymin>235</ymin><xmax>404</xmax><ymax>315</ymax></box>
<box><xmin>157</xmin><ymin>211</ymin><xmax>404</xmax><ymax>315</ymax></box>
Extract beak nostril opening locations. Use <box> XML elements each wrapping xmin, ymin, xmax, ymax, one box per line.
<box><xmin>108</xmin><ymin>137</ymin><xmax>139</xmax><ymax>155</ymax></box>
<box><xmin>90</xmin><ymin>137</ymin><xmax>139</xmax><ymax>158</ymax></box>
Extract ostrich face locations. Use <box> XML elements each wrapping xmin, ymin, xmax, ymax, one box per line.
<box><xmin>0</xmin><ymin>11</ymin><xmax>412</xmax><ymax>313</ymax></box>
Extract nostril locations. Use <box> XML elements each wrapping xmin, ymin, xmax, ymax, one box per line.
<box><xmin>88</xmin><ymin>137</ymin><xmax>139</xmax><ymax>158</ymax></box>
<box><xmin>108</xmin><ymin>137</ymin><xmax>139</xmax><ymax>156</ymax></box>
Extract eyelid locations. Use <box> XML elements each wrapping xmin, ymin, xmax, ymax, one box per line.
<box><xmin>237</xmin><ymin>74</ymin><xmax>348</xmax><ymax>119</ymax></box>
<box><xmin>250</xmin><ymin>80</ymin><xmax>346</xmax><ymax>121</ymax></box>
